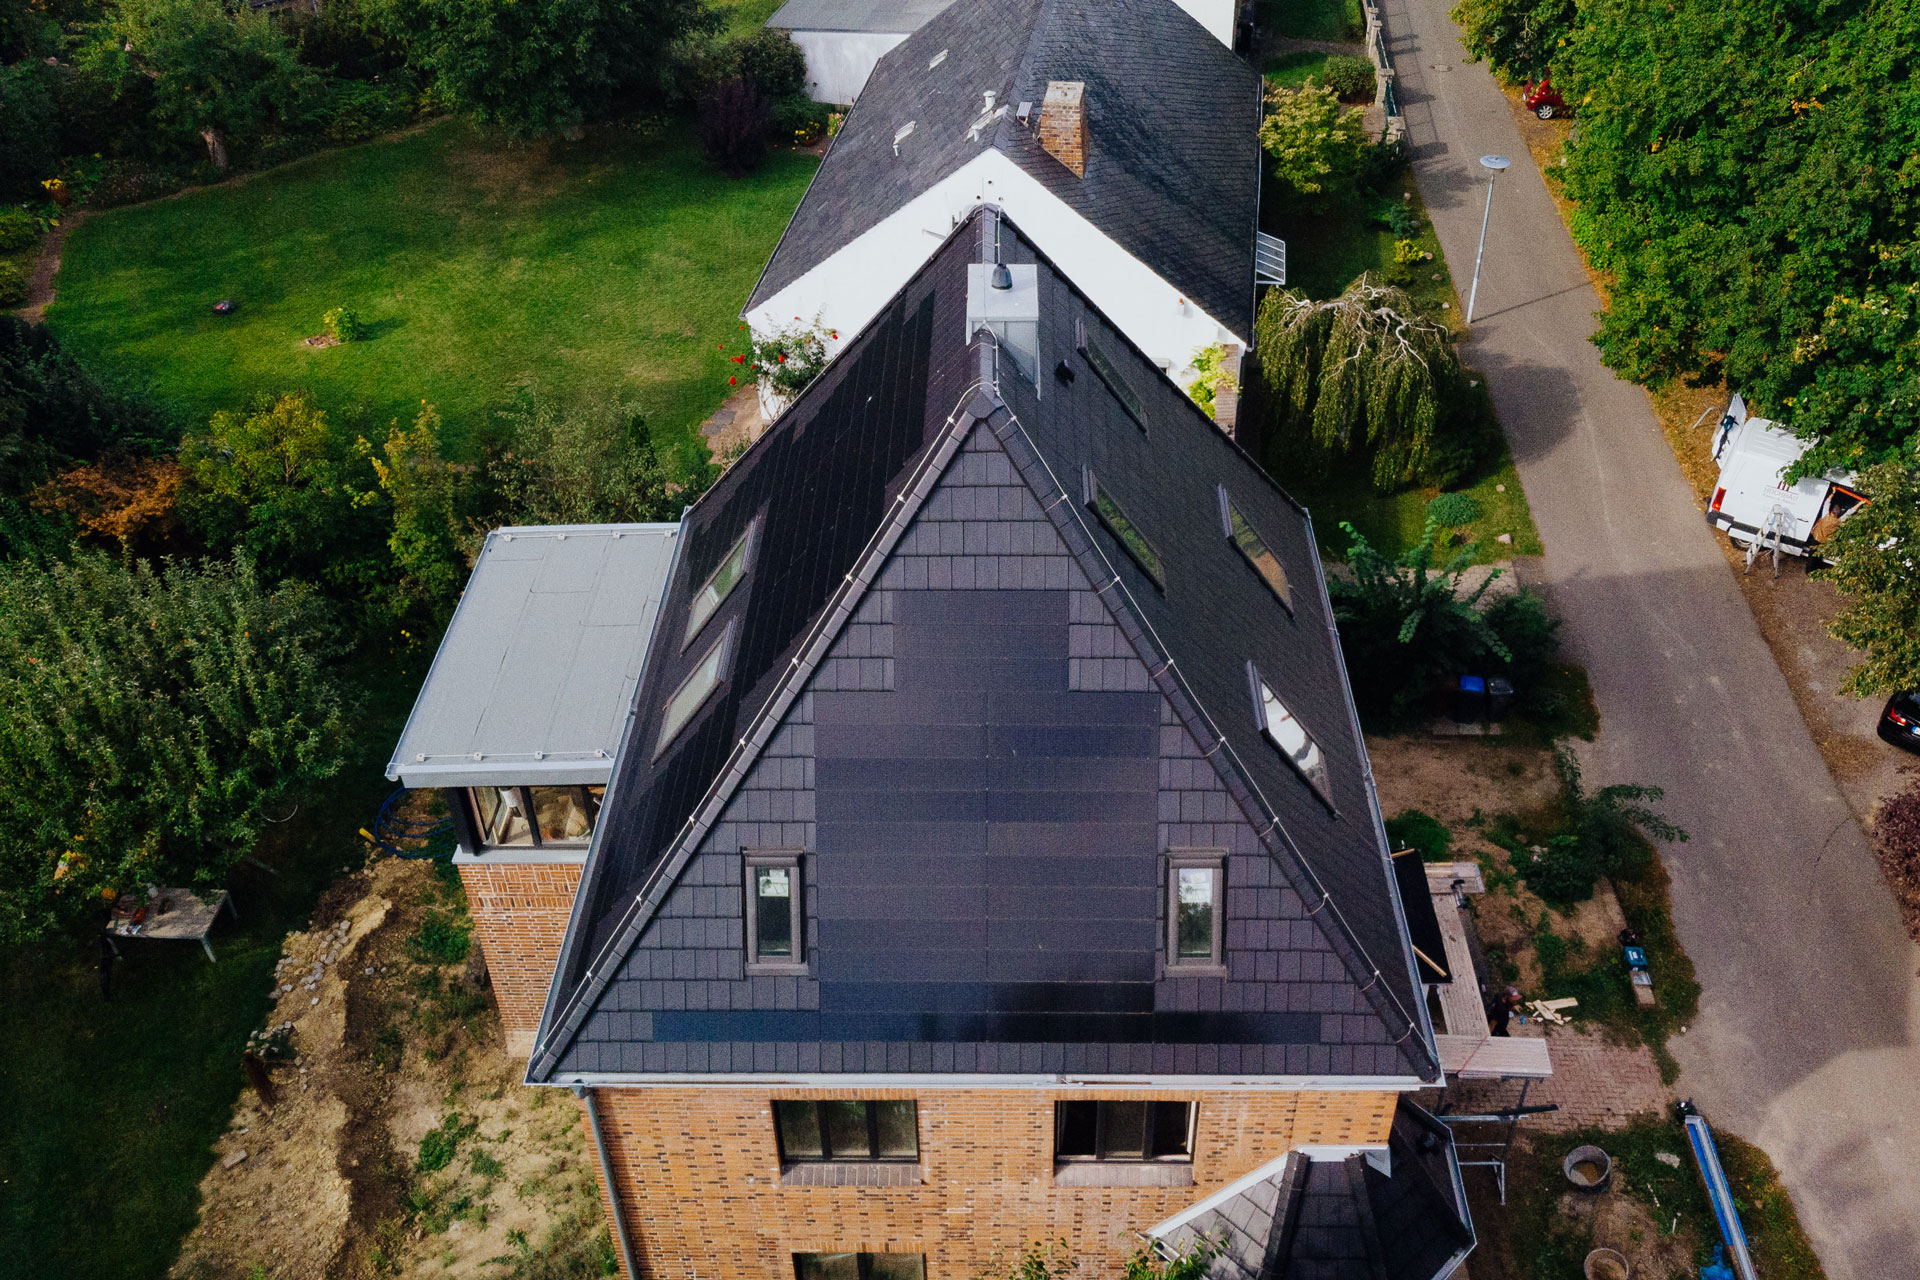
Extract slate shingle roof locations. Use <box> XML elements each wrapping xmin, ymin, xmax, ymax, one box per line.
<box><xmin>744</xmin><ymin>0</ymin><xmax>1261</xmax><ymax>339</ymax></box>
<box><xmin>528</xmin><ymin>209</ymin><xmax>1437</xmax><ymax>1083</ymax></box>
<box><xmin>1150</xmin><ymin>1099</ymin><xmax>1474</xmax><ymax>1280</ymax></box>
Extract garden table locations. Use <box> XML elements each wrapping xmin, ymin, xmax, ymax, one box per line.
<box><xmin>106</xmin><ymin>888</ymin><xmax>235</xmax><ymax>962</ymax></box>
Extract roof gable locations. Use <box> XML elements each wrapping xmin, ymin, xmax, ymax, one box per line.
<box><xmin>530</xmin><ymin>211</ymin><xmax>1436</xmax><ymax>1083</ymax></box>
<box><xmin>745</xmin><ymin>0</ymin><xmax>1259</xmax><ymax>337</ymax></box>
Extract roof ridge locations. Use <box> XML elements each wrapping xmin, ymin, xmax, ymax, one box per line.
<box><xmin>984</xmin><ymin>402</ymin><xmax>1439</xmax><ymax>1081</ymax></box>
<box><xmin>527</xmin><ymin>379</ymin><xmax>1001</xmax><ymax>1081</ymax></box>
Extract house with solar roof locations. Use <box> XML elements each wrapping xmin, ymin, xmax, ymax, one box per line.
<box><xmin>390</xmin><ymin>206</ymin><xmax>1483</xmax><ymax>1279</ymax></box>
<box><xmin>743</xmin><ymin>0</ymin><xmax>1265</xmax><ymax>426</ymax></box>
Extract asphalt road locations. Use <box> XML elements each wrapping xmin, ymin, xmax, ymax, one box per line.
<box><xmin>1377</xmin><ymin>1</ymin><xmax>1920</xmax><ymax>1272</ymax></box>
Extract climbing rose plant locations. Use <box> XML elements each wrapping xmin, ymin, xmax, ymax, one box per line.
<box><xmin>744</xmin><ymin>318</ymin><xmax>834</xmax><ymax>398</ymax></box>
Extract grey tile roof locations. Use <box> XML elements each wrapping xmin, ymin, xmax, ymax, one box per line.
<box><xmin>745</xmin><ymin>0</ymin><xmax>1261</xmax><ymax>340</ymax></box>
<box><xmin>1148</xmin><ymin>1100</ymin><xmax>1474</xmax><ymax>1280</ymax></box>
<box><xmin>386</xmin><ymin>524</ymin><xmax>680</xmax><ymax>788</ymax></box>
<box><xmin>768</xmin><ymin>0</ymin><xmax>957</xmax><ymax>33</ymax></box>
<box><xmin>527</xmin><ymin>210</ymin><xmax>1437</xmax><ymax>1084</ymax></box>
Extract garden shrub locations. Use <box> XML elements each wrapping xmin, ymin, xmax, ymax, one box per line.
<box><xmin>1322</xmin><ymin>54</ymin><xmax>1376</xmax><ymax>100</ymax></box>
<box><xmin>773</xmin><ymin>94</ymin><xmax>830</xmax><ymax>146</ymax></box>
<box><xmin>322</xmin><ymin>77</ymin><xmax>416</xmax><ymax>144</ymax></box>
<box><xmin>1426</xmin><ymin>491</ymin><xmax>1481</xmax><ymax>528</ymax></box>
<box><xmin>1259</xmin><ymin>78</ymin><xmax>1369</xmax><ymax>209</ymax></box>
<box><xmin>731</xmin><ymin>27</ymin><xmax>808</xmax><ymax>101</ymax></box>
<box><xmin>1386</xmin><ymin>809</ymin><xmax>1452</xmax><ymax>861</ymax></box>
<box><xmin>1388</xmin><ymin>236</ymin><xmax>1423</xmax><ymax>283</ymax></box>
<box><xmin>1184</xmin><ymin>342</ymin><xmax>1236</xmax><ymax>420</ymax></box>
<box><xmin>698</xmin><ymin>76</ymin><xmax>771</xmax><ymax>176</ymax></box>
<box><xmin>411</xmin><ymin>908</ymin><xmax>472</xmax><ymax>964</ymax></box>
<box><xmin>322</xmin><ymin>306</ymin><xmax>365</xmax><ymax>341</ymax></box>
<box><xmin>746</xmin><ymin>317</ymin><xmax>833</xmax><ymax>398</ymax></box>
<box><xmin>1483</xmin><ymin>589</ymin><xmax>1560</xmax><ymax>698</ymax></box>
<box><xmin>1871</xmin><ymin>775</ymin><xmax>1920</xmax><ymax>942</ymax></box>
<box><xmin>0</xmin><ymin>208</ymin><xmax>37</xmax><ymax>252</ymax></box>
<box><xmin>0</xmin><ymin>258</ymin><xmax>27</xmax><ymax>307</ymax></box>
<box><xmin>1520</xmin><ymin>833</ymin><xmax>1596</xmax><ymax>903</ymax></box>
<box><xmin>1357</xmin><ymin>134</ymin><xmax>1410</xmax><ymax>193</ymax></box>
<box><xmin>1372</xmin><ymin>195</ymin><xmax>1422</xmax><ymax>237</ymax></box>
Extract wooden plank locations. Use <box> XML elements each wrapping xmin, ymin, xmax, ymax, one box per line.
<box><xmin>1430</xmin><ymin>892</ymin><xmax>1486</xmax><ymax>1038</ymax></box>
<box><xmin>1426</xmin><ymin>861</ymin><xmax>1485</xmax><ymax>895</ymax></box>
<box><xmin>1436</xmin><ymin>1033</ymin><xmax>1553</xmax><ymax>1079</ymax></box>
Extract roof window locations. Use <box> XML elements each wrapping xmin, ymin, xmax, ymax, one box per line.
<box><xmin>1218</xmin><ymin>487</ymin><xmax>1292</xmax><ymax>611</ymax></box>
<box><xmin>1249</xmin><ymin>663</ymin><xmax>1332</xmax><ymax>806</ymax></box>
<box><xmin>684</xmin><ymin>520</ymin><xmax>756</xmax><ymax>648</ymax></box>
<box><xmin>1084</xmin><ymin>469</ymin><xmax>1164</xmax><ymax>589</ymax></box>
<box><xmin>655</xmin><ymin>621</ymin><xmax>735</xmax><ymax>758</ymax></box>
<box><xmin>1077</xmin><ymin>318</ymin><xmax>1146</xmax><ymax>432</ymax></box>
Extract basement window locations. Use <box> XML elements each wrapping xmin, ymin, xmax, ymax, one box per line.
<box><xmin>654</xmin><ymin>622</ymin><xmax>735</xmax><ymax>758</ymax></box>
<box><xmin>745</xmin><ymin>851</ymin><xmax>806</xmax><ymax>971</ymax></box>
<box><xmin>1085</xmin><ymin>469</ymin><xmax>1164</xmax><ymax>589</ymax></box>
<box><xmin>685</xmin><ymin>520</ymin><xmax>758</xmax><ymax>648</ymax></box>
<box><xmin>1055</xmin><ymin>1101</ymin><xmax>1194</xmax><ymax>1163</ymax></box>
<box><xmin>1219</xmin><ymin>486</ymin><xmax>1292</xmax><ymax>612</ymax></box>
<box><xmin>775</xmin><ymin>1101</ymin><xmax>920</xmax><ymax>1163</ymax></box>
<box><xmin>794</xmin><ymin>1255</ymin><xmax>926</xmax><ymax>1280</ymax></box>
<box><xmin>1077</xmin><ymin>318</ymin><xmax>1148</xmax><ymax>432</ymax></box>
<box><xmin>1249</xmin><ymin>663</ymin><xmax>1333</xmax><ymax>807</ymax></box>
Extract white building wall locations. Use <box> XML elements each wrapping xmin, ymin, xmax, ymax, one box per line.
<box><xmin>788</xmin><ymin>31</ymin><xmax>910</xmax><ymax>105</ymax></box>
<box><xmin>746</xmin><ymin>150</ymin><xmax>1244</xmax><ymax>392</ymax></box>
<box><xmin>1171</xmin><ymin>0</ymin><xmax>1236</xmax><ymax>46</ymax></box>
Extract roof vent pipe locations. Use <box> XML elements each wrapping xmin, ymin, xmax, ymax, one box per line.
<box><xmin>984</xmin><ymin>90</ymin><xmax>997</xmax><ymax>113</ymax></box>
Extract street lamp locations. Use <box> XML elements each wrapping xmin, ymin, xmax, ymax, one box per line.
<box><xmin>1465</xmin><ymin>154</ymin><xmax>1511</xmax><ymax>325</ymax></box>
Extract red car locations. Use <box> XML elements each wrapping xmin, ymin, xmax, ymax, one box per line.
<box><xmin>1523</xmin><ymin>78</ymin><xmax>1568</xmax><ymax>119</ymax></box>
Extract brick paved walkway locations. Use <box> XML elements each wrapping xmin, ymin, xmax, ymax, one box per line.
<box><xmin>1432</xmin><ymin>1028</ymin><xmax>1670</xmax><ymax>1132</ymax></box>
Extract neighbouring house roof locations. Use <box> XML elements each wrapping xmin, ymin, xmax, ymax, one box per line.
<box><xmin>386</xmin><ymin>524</ymin><xmax>681</xmax><ymax>789</ymax></box>
<box><xmin>527</xmin><ymin>209</ymin><xmax>1437</xmax><ymax>1084</ymax></box>
<box><xmin>768</xmin><ymin>0</ymin><xmax>957</xmax><ymax>33</ymax></box>
<box><xmin>1149</xmin><ymin>1099</ymin><xmax>1474</xmax><ymax>1280</ymax></box>
<box><xmin>745</xmin><ymin>0</ymin><xmax>1261</xmax><ymax>340</ymax></box>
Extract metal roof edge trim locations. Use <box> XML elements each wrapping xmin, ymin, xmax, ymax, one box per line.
<box><xmin>528</xmin><ymin>385</ymin><xmax>994</xmax><ymax>1082</ymax></box>
<box><xmin>989</xmin><ymin>400</ymin><xmax>1434</xmax><ymax>1081</ymax></box>
<box><xmin>395</xmin><ymin>761</ymin><xmax>615</xmax><ymax>789</ymax></box>
<box><xmin>526</xmin><ymin>1070</ymin><xmax>1431</xmax><ymax>1090</ymax></box>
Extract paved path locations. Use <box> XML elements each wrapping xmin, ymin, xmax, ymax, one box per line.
<box><xmin>1378</xmin><ymin>1</ymin><xmax>1920</xmax><ymax>1273</ymax></box>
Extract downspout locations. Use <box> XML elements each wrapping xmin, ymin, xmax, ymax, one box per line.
<box><xmin>574</xmin><ymin>1085</ymin><xmax>640</xmax><ymax>1280</ymax></box>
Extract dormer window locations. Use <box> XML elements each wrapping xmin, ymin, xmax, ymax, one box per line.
<box><xmin>1219</xmin><ymin>486</ymin><xmax>1292</xmax><ymax>611</ymax></box>
<box><xmin>1085</xmin><ymin>469</ymin><xmax>1164</xmax><ymax>589</ymax></box>
<box><xmin>655</xmin><ymin>621</ymin><xmax>736</xmax><ymax>758</ymax></box>
<box><xmin>685</xmin><ymin>521</ymin><xmax>757</xmax><ymax>648</ymax></box>
<box><xmin>1249</xmin><ymin>663</ymin><xmax>1332</xmax><ymax>806</ymax></box>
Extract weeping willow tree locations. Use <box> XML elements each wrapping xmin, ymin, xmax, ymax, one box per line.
<box><xmin>1256</xmin><ymin>276</ymin><xmax>1469</xmax><ymax>492</ymax></box>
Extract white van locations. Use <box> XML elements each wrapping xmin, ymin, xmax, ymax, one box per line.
<box><xmin>1706</xmin><ymin>394</ymin><xmax>1868</xmax><ymax>566</ymax></box>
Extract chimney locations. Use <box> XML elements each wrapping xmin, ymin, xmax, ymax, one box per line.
<box><xmin>1037</xmin><ymin>81</ymin><xmax>1087</xmax><ymax>177</ymax></box>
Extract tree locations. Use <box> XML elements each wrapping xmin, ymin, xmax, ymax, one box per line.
<box><xmin>1450</xmin><ymin>0</ymin><xmax>1576</xmax><ymax>81</ymax></box>
<box><xmin>0</xmin><ymin>551</ymin><xmax>348</xmax><ymax>943</ymax></box>
<box><xmin>1256</xmin><ymin>278</ymin><xmax>1472</xmax><ymax>491</ymax></box>
<box><xmin>79</xmin><ymin>0</ymin><xmax>321</xmax><ymax>171</ymax></box>
<box><xmin>484</xmin><ymin>392</ymin><xmax>713</xmax><ymax>527</ymax></box>
<box><xmin>370</xmin><ymin>0</ymin><xmax>715</xmax><ymax>137</ymax></box>
<box><xmin>363</xmin><ymin>400</ymin><xmax>468</xmax><ymax>625</ymax></box>
<box><xmin>1554</xmin><ymin>0</ymin><xmax>1920</xmax><ymax>475</ymax></box>
<box><xmin>698</xmin><ymin>75</ymin><xmax>771</xmax><ymax>176</ymax></box>
<box><xmin>1817</xmin><ymin>460</ymin><xmax>1920</xmax><ymax>697</ymax></box>
<box><xmin>1521</xmin><ymin>746</ymin><xmax>1686</xmax><ymax>904</ymax></box>
<box><xmin>1326</xmin><ymin>517</ymin><xmax>1511</xmax><ymax>727</ymax></box>
<box><xmin>179</xmin><ymin>392</ymin><xmax>385</xmax><ymax>592</ymax></box>
<box><xmin>1258</xmin><ymin>78</ymin><xmax>1368</xmax><ymax>208</ymax></box>
<box><xmin>0</xmin><ymin>315</ymin><xmax>170</xmax><ymax>501</ymax></box>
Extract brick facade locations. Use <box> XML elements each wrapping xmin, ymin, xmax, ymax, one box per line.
<box><xmin>459</xmin><ymin>858</ymin><xmax>584</xmax><ymax>1057</ymax></box>
<box><xmin>585</xmin><ymin>1086</ymin><xmax>1396</xmax><ymax>1279</ymax></box>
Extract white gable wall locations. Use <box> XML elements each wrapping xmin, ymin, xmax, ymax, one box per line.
<box><xmin>746</xmin><ymin>149</ymin><xmax>1243</xmax><ymax>391</ymax></box>
<box><xmin>788</xmin><ymin>31</ymin><xmax>909</xmax><ymax>105</ymax></box>
<box><xmin>1172</xmin><ymin>0</ymin><xmax>1236</xmax><ymax>46</ymax></box>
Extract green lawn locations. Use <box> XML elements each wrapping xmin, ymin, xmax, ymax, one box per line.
<box><xmin>1283</xmin><ymin>447</ymin><xmax>1543</xmax><ymax>565</ymax></box>
<box><xmin>1263</xmin><ymin>51</ymin><xmax>1334</xmax><ymax>90</ymax></box>
<box><xmin>1263</xmin><ymin>0</ymin><xmax>1363</xmax><ymax>42</ymax></box>
<box><xmin>46</xmin><ymin>119</ymin><xmax>817</xmax><ymax>449</ymax></box>
<box><xmin>716</xmin><ymin>0</ymin><xmax>785</xmax><ymax>36</ymax></box>
<box><xmin>0</xmin><ymin>667</ymin><xmax>412</xmax><ymax>1280</ymax></box>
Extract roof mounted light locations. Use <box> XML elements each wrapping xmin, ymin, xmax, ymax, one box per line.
<box><xmin>990</xmin><ymin>262</ymin><xmax>1013</xmax><ymax>290</ymax></box>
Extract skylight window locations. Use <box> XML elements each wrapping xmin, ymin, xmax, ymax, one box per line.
<box><xmin>684</xmin><ymin>521</ymin><xmax>756</xmax><ymax>648</ymax></box>
<box><xmin>1218</xmin><ymin>486</ymin><xmax>1292</xmax><ymax>611</ymax></box>
<box><xmin>1076</xmin><ymin>319</ymin><xmax>1147</xmax><ymax>432</ymax></box>
<box><xmin>655</xmin><ymin>622</ymin><xmax>735</xmax><ymax>758</ymax></box>
<box><xmin>1084</xmin><ymin>469</ymin><xmax>1164</xmax><ymax>589</ymax></box>
<box><xmin>1249</xmin><ymin>662</ymin><xmax>1332</xmax><ymax>806</ymax></box>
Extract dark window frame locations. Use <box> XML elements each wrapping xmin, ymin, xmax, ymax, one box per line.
<box><xmin>1077</xmin><ymin>318</ymin><xmax>1148</xmax><ymax>432</ymax></box>
<box><xmin>1084</xmin><ymin>468</ymin><xmax>1165</xmax><ymax>590</ymax></box>
<box><xmin>745</xmin><ymin>851</ymin><xmax>807</xmax><ymax>972</ymax></box>
<box><xmin>1053</xmin><ymin>1100</ymin><xmax>1195</xmax><ymax>1164</ymax></box>
<box><xmin>654</xmin><ymin>619</ymin><xmax>738</xmax><ymax>760</ymax></box>
<box><xmin>463</xmin><ymin>785</ymin><xmax>603</xmax><ymax>850</ymax></box>
<box><xmin>773</xmin><ymin>1100</ymin><xmax>920</xmax><ymax>1163</ymax></box>
<box><xmin>1167</xmin><ymin>850</ymin><xmax>1227</xmax><ymax>969</ymax></box>
<box><xmin>1217</xmin><ymin>485</ymin><xmax>1293</xmax><ymax>613</ymax></box>
<box><xmin>792</xmin><ymin>1253</ymin><xmax>927</xmax><ymax>1280</ymax></box>
<box><xmin>683</xmin><ymin>517</ymin><xmax>760</xmax><ymax>651</ymax></box>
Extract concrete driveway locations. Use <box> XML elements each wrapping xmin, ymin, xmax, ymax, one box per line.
<box><xmin>1376</xmin><ymin>0</ymin><xmax>1920</xmax><ymax>1273</ymax></box>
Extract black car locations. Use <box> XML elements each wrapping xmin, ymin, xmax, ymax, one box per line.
<box><xmin>1880</xmin><ymin>690</ymin><xmax>1920</xmax><ymax>754</ymax></box>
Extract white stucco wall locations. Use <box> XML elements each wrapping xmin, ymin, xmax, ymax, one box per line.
<box><xmin>1171</xmin><ymin>0</ymin><xmax>1236</xmax><ymax>46</ymax></box>
<box><xmin>788</xmin><ymin>31</ymin><xmax>910</xmax><ymax>106</ymax></box>
<box><xmin>746</xmin><ymin>150</ymin><xmax>1243</xmax><ymax>392</ymax></box>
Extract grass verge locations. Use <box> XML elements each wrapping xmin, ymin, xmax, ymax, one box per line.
<box><xmin>44</xmin><ymin>118</ymin><xmax>816</xmax><ymax>450</ymax></box>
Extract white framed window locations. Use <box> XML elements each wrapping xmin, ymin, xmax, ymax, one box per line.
<box><xmin>1249</xmin><ymin>662</ymin><xmax>1333</xmax><ymax>807</ymax></box>
<box><xmin>745</xmin><ymin>850</ymin><xmax>806</xmax><ymax>971</ymax></box>
<box><xmin>1167</xmin><ymin>851</ymin><xmax>1226</xmax><ymax>968</ymax></box>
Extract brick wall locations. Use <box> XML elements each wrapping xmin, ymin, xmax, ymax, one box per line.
<box><xmin>459</xmin><ymin>859</ymin><xmax>583</xmax><ymax>1057</ymax></box>
<box><xmin>1038</xmin><ymin>81</ymin><xmax>1088</xmax><ymax>178</ymax></box>
<box><xmin>584</xmin><ymin>1086</ymin><xmax>1396</xmax><ymax>1279</ymax></box>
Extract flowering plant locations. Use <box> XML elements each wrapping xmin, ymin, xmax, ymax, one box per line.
<box><xmin>745</xmin><ymin>317</ymin><xmax>834</xmax><ymax>397</ymax></box>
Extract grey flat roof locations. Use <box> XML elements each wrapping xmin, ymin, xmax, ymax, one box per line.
<box><xmin>768</xmin><ymin>0</ymin><xmax>956</xmax><ymax>33</ymax></box>
<box><xmin>387</xmin><ymin>524</ymin><xmax>681</xmax><ymax>789</ymax></box>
